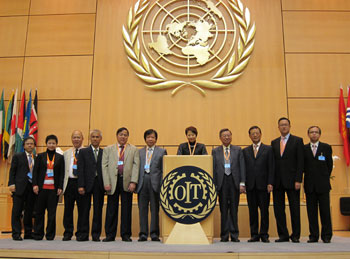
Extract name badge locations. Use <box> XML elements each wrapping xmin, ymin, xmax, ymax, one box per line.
<box><xmin>47</xmin><ymin>169</ymin><xmax>54</xmax><ymax>177</ymax></box>
<box><xmin>144</xmin><ymin>164</ymin><xmax>150</xmax><ymax>170</ymax></box>
<box><xmin>118</xmin><ymin>161</ymin><xmax>124</xmax><ymax>166</ymax></box>
<box><xmin>27</xmin><ymin>172</ymin><xmax>32</xmax><ymax>179</ymax></box>
<box><xmin>318</xmin><ymin>155</ymin><xmax>326</xmax><ymax>161</ymax></box>
<box><xmin>225</xmin><ymin>163</ymin><xmax>230</xmax><ymax>169</ymax></box>
<box><xmin>72</xmin><ymin>164</ymin><xmax>77</xmax><ymax>170</ymax></box>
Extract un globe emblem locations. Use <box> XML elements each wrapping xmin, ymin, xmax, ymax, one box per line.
<box><xmin>123</xmin><ymin>0</ymin><xmax>255</xmax><ymax>95</ymax></box>
<box><xmin>160</xmin><ymin>166</ymin><xmax>217</xmax><ymax>224</ymax></box>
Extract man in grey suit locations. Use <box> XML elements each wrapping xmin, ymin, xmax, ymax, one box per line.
<box><xmin>102</xmin><ymin>127</ymin><xmax>140</xmax><ymax>242</ymax></box>
<box><xmin>137</xmin><ymin>129</ymin><xmax>167</xmax><ymax>242</ymax></box>
<box><xmin>212</xmin><ymin>128</ymin><xmax>246</xmax><ymax>242</ymax></box>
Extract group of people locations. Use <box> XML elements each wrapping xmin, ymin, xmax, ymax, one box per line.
<box><xmin>8</xmin><ymin>117</ymin><xmax>333</xmax><ymax>244</ymax></box>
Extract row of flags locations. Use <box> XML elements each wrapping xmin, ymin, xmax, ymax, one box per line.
<box><xmin>0</xmin><ymin>89</ymin><xmax>38</xmax><ymax>162</ymax></box>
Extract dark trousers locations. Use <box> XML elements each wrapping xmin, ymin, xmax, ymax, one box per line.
<box><xmin>105</xmin><ymin>175</ymin><xmax>133</xmax><ymax>239</ymax></box>
<box><xmin>33</xmin><ymin>189</ymin><xmax>58</xmax><ymax>240</ymax></box>
<box><xmin>11</xmin><ymin>183</ymin><xmax>36</xmax><ymax>238</ymax></box>
<box><xmin>273</xmin><ymin>188</ymin><xmax>300</xmax><ymax>239</ymax></box>
<box><xmin>80</xmin><ymin>177</ymin><xmax>105</xmax><ymax>240</ymax></box>
<box><xmin>218</xmin><ymin>174</ymin><xmax>240</xmax><ymax>239</ymax></box>
<box><xmin>306</xmin><ymin>191</ymin><xmax>332</xmax><ymax>241</ymax></box>
<box><xmin>246</xmin><ymin>188</ymin><xmax>270</xmax><ymax>239</ymax></box>
<box><xmin>63</xmin><ymin>178</ymin><xmax>84</xmax><ymax>238</ymax></box>
<box><xmin>138</xmin><ymin>173</ymin><xmax>160</xmax><ymax>239</ymax></box>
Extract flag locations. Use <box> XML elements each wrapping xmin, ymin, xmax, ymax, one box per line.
<box><xmin>0</xmin><ymin>90</ymin><xmax>5</xmax><ymax>157</ymax></box>
<box><xmin>15</xmin><ymin>90</ymin><xmax>25</xmax><ymax>153</ymax></box>
<box><xmin>23</xmin><ymin>90</ymin><xmax>32</xmax><ymax>139</ymax></box>
<box><xmin>347</xmin><ymin>86</ymin><xmax>350</xmax><ymax>128</ymax></box>
<box><xmin>3</xmin><ymin>90</ymin><xmax>14</xmax><ymax>160</ymax></box>
<box><xmin>29</xmin><ymin>90</ymin><xmax>38</xmax><ymax>142</ymax></box>
<box><xmin>7</xmin><ymin>89</ymin><xmax>18</xmax><ymax>160</ymax></box>
<box><xmin>339</xmin><ymin>87</ymin><xmax>350</xmax><ymax>166</ymax></box>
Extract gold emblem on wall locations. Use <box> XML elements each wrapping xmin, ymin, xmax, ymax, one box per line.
<box><xmin>122</xmin><ymin>0</ymin><xmax>255</xmax><ymax>95</ymax></box>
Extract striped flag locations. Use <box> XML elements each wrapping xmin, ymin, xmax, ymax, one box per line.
<box><xmin>339</xmin><ymin>87</ymin><xmax>350</xmax><ymax>166</ymax></box>
<box><xmin>23</xmin><ymin>90</ymin><xmax>32</xmax><ymax>139</ymax></box>
<box><xmin>347</xmin><ymin>86</ymin><xmax>350</xmax><ymax>128</ymax></box>
<box><xmin>8</xmin><ymin>89</ymin><xmax>18</xmax><ymax>160</ymax></box>
<box><xmin>15</xmin><ymin>90</ymin><xmax>26</xmax><ymax>153</ymax></box>
<box><xmin>3</xmin><ymin>90</ymin><xmax>14</xmax><ymax>160</ymax></box>
<box><xmin>29</xmin><ymin>90</ymin><xmax>38</xmax><ymax>142</ymax></box>
<box><xmin>0</xmin><ymin>90</ymin><xmax>5</xmax><ymax>157</ymax></box>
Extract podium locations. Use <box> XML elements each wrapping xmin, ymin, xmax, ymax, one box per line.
<box><xmin>161</xmin><ymin>155</ymin><xmax>214</xmax><ymax>244</ymax></box>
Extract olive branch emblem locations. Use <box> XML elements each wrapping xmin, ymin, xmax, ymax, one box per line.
<box><xmin>122</xmin><ymin>0</ymin><xmax>255</xmax><ymax>96</ymax></box>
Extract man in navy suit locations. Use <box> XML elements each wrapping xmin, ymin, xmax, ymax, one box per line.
<box><xmin>212</xmin><ymin>128</ymin><xmax>246</xmax><ymax>242</ymax></box>
<box><xmin>8</xmin><ymin>137</ymin><xmax>37</xmax><ymax>240</ymax></box>
<box><xmin>271</xmin><ymin>117</ymin><xmax>304</xmax><ymax>243</ymax></box>
<box><xmin>304</xmin><ymin>126</ymin><xmax>333</xmax><ymax>243</ymax></box>
<box><xmin>77</xmin><ymin>129</ymin><xmax>104</xmax><ymax>241</ymax></box>
<box><xmin>137</xmin><ymin>129</ymin><xmax>167</xmax><ymax>242</ymax></box>
<box><xmin>243</xmin><ymin>126</ymin><xmax>274</xmax><ymax>243</ymax></box>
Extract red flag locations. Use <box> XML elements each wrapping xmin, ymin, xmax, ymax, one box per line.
<box><xmin>15</xmin><ymin>90</ymin><xmax>25</xmax><ymax>153</ymax></box>
<box><xmin>29</xmin><ymin>90</ymin><xmax>38</xmax><ymax>142</ymax></box>
<box><xmin>339</xmin><ymin>87</ymin><xmax>350</xmax><ymax>166</ymax></box>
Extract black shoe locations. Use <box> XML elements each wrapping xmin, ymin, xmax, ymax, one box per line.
<box><xmin>231</xmin><ymin>237</ymin><xmax>240</xmax><ymax>242</ymax></box>
<box><xmin>261</xmin><ymin>237</ymin><xmax>270</xmax><ymax>243</ymax></box>
<box><xmin>290</xmin><ymin>237</ymin><xmax>300</xmax><ymax>243</ymax></box>
<box><xmin>33</xmin><ymin>236</ymin><xmax>43</xmax><ymax>241</ymax></box>
<box><xmin>46</xmin><ymin>237</ymin><xmax>54</xmax><ymax>241</ymax></box>
<box><xmin>92</xmin><ymin>237</ymin><xmax>101</xmax><ymax>242</ymax></box>
<box><xmin>12</xmin><ymin>236</ymin><xmax>23</xmax><ymax>241</ymax></box>
<box><xmin>122</xmin><ymin>237</ymin><xmax>132</xmax><ymax>242</ymax></box>
<box><xmin>220</xmin><ymin>238</ymin><xmax>229</xmax><ymax>242</ymax></box>
<box><xmin>323</xmin><ymin>239</ymin><xmax>331</xmax><ymax>243</ymax></box>
<box><xmin>307</xmin><ymin>239</ymin><xmax>318</xmax><ymax>243</ymax></box>
<box><xmin>24</xmin><ymin>234</ymin><xmax>34</xmax><ymax>240</ymax></box>
<box><xmin>138</xmin><ymin>236</ymin><xmax>147</xmax><ymax>242</ymax></box>
<box><xmin>62</xmin><ymin>236</ymin><xmax>71</xmax><ymax>241</ymax></box>
<box><xmin>275</xmin><ymin>238</ymin><xmax>289</xmax><ymax>242</ymax></box>
<box><xmin>151</xmin><ymin>237</ymin><xmax>160</xmax><ymax>242</ymax></box>
<box><xmin>102</xmin><ymin>237</ymin><xmax>115</xmax><ymax>242</ymax></box>
<box><xmin>77</xmin><ymin>237</ymin><xmax>89</xmax><ymax>241</ymax></box>
<box><xmin>248</xmin><ymin>237</ymin><xmax>259</xmax><ymax>242</ymax></box>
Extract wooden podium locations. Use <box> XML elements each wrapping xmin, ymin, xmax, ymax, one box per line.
<box><xmin>161</xmin><ymin>155</ymin><xmax>214</xmax><ymax>244</ymax></box>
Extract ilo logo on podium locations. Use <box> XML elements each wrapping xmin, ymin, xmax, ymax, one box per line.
<box><xmin>160</xmin><ymin>166</ymin><xmax>217</xmax><ymax>224</ymax></box>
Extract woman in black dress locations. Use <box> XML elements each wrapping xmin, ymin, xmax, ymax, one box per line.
<box><xmin>177</xmin><ymin>126</ymin><xmax>208</xmax><ymax>155</ymax></box>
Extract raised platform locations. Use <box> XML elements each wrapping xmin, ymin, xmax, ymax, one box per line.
<box><xmin>0</xmin><ymin>236</ymin><xmax>350</xmax><ymax>259</ymax></box>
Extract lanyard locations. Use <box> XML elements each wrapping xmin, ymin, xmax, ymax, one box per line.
<box><xmin>146</xmin><ymin>148</ymin><xmax>153</xmax><ymax>164</ymax></box>
<box><xmin>223</xmin><ymin>147</ymin><xmax>230</xmax><ymax>161</ymax></box>
<box><xmin>187</xmin><ymin>142</ymin><xmax>197</xmax><ymax>156</ymax></box>
<box><xmin>28</xmin><ymin>154</ymin><xmax>34</xmax><ymax>170</ymax></box>
<box><xmin>47</xmin><ymin>153</ymin><xmax>55</xmax><ymax>168</ymax></box>
<box><xmin>118</xmin><ymin>144</ymin><xmax>127</xmax><ymax>159</ymax></box>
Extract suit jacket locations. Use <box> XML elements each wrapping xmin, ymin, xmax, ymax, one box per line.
<box><xmin>102</xmin><ymin>143</ymin><xmax>140</xmax><ymax>195</ymax></box>
<box><xmin>177</xmin><ymin>142</ymin><xmax>208</xmax><ymax>155</ymax></box>
<box><xmin>271</xmin><ymin>134</ymin><xmax>304</xmax><ymax>190</ymax></box>
<box><xmin>243</xmin><ymin>143</ymin><xmax>275</xmax><ymax>191</ymax></box>
<box><xmin>136</xmin><ymin>146</ymin><xmax>167</xmax><ymax>194</ymax></box>
<box><xmin>212</xmin><ymin>145</ymin><xmax>246</xmax><ymax>191</ymax></box>
<box><xmin>32</xmin><ymin>151</ymin><xmax>64</xmax><ymax>191</ymax></box>
<box><xmin>62</xmin><ymin>147</ymin><xmax>77</xmax><ymax>193</ymax></box>
<box><xmin>8</xmin><ymin>152</ymin><xmax>35</xmax><ymax>196</ymax></box>
<box><xmin>77</xmin><ymin>145</ymin><xmax>104</xmax><ymax>193</ymax></box>
<box><xmin>303</xmin><ymin>142</ymin><xmax>333</xmax><ymax>194</ymax></box>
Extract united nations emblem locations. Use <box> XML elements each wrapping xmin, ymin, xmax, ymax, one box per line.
<box><xmin>160</xmin><ymin>166</ymin><xmax>217</xmax><ymax>224</ymax></box>
<box><xmin>123</xmin><ymin>0</ymin><xmax>255</xmax><ymax>95</ymax></box>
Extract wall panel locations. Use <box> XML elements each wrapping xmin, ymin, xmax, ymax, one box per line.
<box><xmin>26</xmin><ymin>14</ymin><xmax>95</xmax><ymax>56</ymax></box>
<box><xmin>0</xmin><ymin>16</ymin><xmax>28</xmax><ymax>57</ymax></box>
<box><xmin>282</xmin><ymin>0</ymin><xmax>350</xmax><ymax>11</ymax></box>
<box><xmin>286</xmin><ymin>54</ymin><xmax>350</xmax><ymax>98</ymax></box>
<box><xmin>30</xmin><ymin>0</ymin><xmax>96</xmax><ymax>15</ymax></box>
<box><xmin>283</xmin><ymin>12</ymin><xmax>350</xmax><ymax>53</ymax></box>
<box><xmin>22</xmin><ymin>56</ymin><xmax>93</xmax><ymax>100</ymax></box>
<box><xmin>0</xmin><ymin>0</ymin><xmax>29</xmax><ymax>16</ymax></box>
<box><xmin>0</xmin><ymin>58</ymin><xmax>24</xmax><ymax>99</ymax></box>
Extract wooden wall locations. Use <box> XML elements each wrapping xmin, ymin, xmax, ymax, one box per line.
<box><xmin>0</xmin><ymin>0</ymin><xmax>349</xmax><ymax>231</ymax></box>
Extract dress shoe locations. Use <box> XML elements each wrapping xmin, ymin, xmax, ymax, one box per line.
<box><xmin>247</xmin><ymin>237</ymin><xmax>259</xmax><ymax>242</ymax></box>
<box><xmin>231</xmin><ymin>237</ymin><xmax>240</xmax><ymax>242</ymax></box>
<box><xmin>33</xmin><ymin>236</ymin><xmax>43</xmax><ymax>241</ymax></box>
<box><xmin>275</xmin><ymin>238</ymin><xmax>289</xmax><ymax>242</ymax></box>
<box><xmin>138</xmin><ymin>236</ymin><xmax>147</xmax><ymax>242</ymax></box>
<box><xmin>102</xmin><ymin>237</ymin><xmax>115</xmax><ymax>242</ymax></box>
<box><xmin>151</xmin><ymin>237</ymin><xmax>160</xmax><ymax>242</ymax></box>
<box><xmin>92</xmin><ymin>237</ymin><xmax>101</xmax><ymax>242</ymax></box>
<box><xmin>290</xmin><ymin>237</ymin><xmax>300</xmax><ymax>243</ymax></box>
<box><xmin>323</xmin><ymin>239</ymin><xmax>331</xmax><ymax>243</ymax></box>
<box><xmin>46</xmin><ymin>237</ymin><xmax>54</xmax><ymax>241</ymax></box>
<box><xmin>261</xmin><ymin>237</ymin><xmax>270</xmax><ymax>243</ymax></box>
<box><xmin>77</xmin><ymin>237</ymin><xmax>89</xmax><ymax>241</ymax></box>
<box><xmin>307</xmin><ymin>239</ymin><xmax>318</xmax><ymax>243</ymax></box>
<box><xmin>122</xmin><ymin>237</ymin><xmax>132</xmax><ymax>242</ymax></box>
<box><xmin>220</xmin><ymin>238</ymin><xmax>229</xmax><ymax>242</ymax></box>
<box><xmin>24</xmin><ymin>234</ymin><xmax>34</xmax><ymax>240</ymax></box>
<box><xmin>62</xmin><ymin>236</ymin><xmax>71</xmax><ymax>241</ymax></box>
<box><xmin>12</xmin><ymin>236</ymin><xmax>23</xmax><ymax>241</ymax></box>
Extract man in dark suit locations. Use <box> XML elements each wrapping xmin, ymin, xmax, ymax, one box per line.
<box><xmin>271</xmin><ymin>117</ymin><xmax>304</xmax><ymax>243</ymax></box>
<box><xmin>212</xmin><ymin>128</ymin><xmax>246</xmax><ymax>242</ymax></box>
<box><xmin>8</xmin><ymin>137</ymin><xmax>37</xmax><ymax>240</ymax></box>
<box><xmin>304</xmin><ymin>126</ymin><xmax>333</xmax><ymax>243</ymax></box>
<box><xmin>243</xmin><ymin>126</ymin><xmax>274</xmax><ymax>243</ymax></box>
<box><xmin>137</xmin><ymin>129</ymin><xmax>167</xmax><ymax>242</ymax></box>
<box><xmin>77</xmin><ymin>129</ymin><xmax>104</xmax><ymax>241</ymax></box>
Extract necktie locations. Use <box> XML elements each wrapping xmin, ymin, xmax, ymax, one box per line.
<box><xmin>73</xmin><ymin>149</ymin><xmax>78</xmax><ymax>176</ymax></box>
<box><xmin>253</xmin><ymin>144</ymin><xmax>258</xmax><ymax>158</ymax></box>
<box><xmin>118</xmin><ymin>145</ymin><xmax>125</xmax><ymax>175</ymax></box>
<box><xmin>94</xmin><ymin>148</ymin><xmax>98</xmax><ymax>161</ymax></box>
<box><xmin>280</xmin><ymin>137</ymin><xmax>286</xmax><ymax>156</ymax></box>
<box><xmin>224</xmin><ymin>147</ymin><xmax>231</xmax><ymax>176</ymax></box>
<box><xmin>28</xmin><ymin>154</ymin><xmax>33</xmax><ymax>172</ymax></box>
<box><xmin>146</xmin><ymin>148</ymin><xmax>152</xmax><ymax>173</ymax></box>
<box><xmin>312</xmin><ymin>144</ymin><xmax>317</xmax><ymax>157</ymax></box>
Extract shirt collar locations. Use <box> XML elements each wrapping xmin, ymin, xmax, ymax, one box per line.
<box><xmin>281</xmin><ymin>133</ymin><xmax>290</xmax><ymax>141</ymax></box>
<box><xmin>222</xmin><ymin>144</ymin><xmax>230</xmax><ymax>150</ymax></box>
<box><xmin>310</xmin><ymin>141</ymin><xmax>319</xmax><ymax>148</ymax></box>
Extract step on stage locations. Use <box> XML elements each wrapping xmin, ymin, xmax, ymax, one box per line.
<box><xmin>0</xmin><ymin>236</ymin><xmax>349</xmax><ymax>259</ymax></box>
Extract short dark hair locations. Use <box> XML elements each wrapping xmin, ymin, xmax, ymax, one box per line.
<box><xmin>219</xmin><ymin>128</ymin><xmax>232</xmax><ymax>137</ymax></box>
<box><xmin>116</xmin><ymin>127</ymin><xmax>129</xmax><ymax>136</ymax></box>
<box><xmin>23</xmin><ymin>136</ymin><xmax>36</xmax><ymax>146</ymax></box>
<box><xmin>45</xmin><ymin>134</ymin><xmax>58</xmax><ymax>144</ymax></box>
<box><xmin>248</xmin><ymin>126</ymin><xmax>261</xmax><ymax>134</ymax></box>
<box><xmin>185</xmin><ymin>126</ymin><xmax>198</xmax><ymax>136</ymax></box>
<box><xmin>278</xmin><ymin>117</ymin><xmax>290</xmax><ymax>125</ymax></box>
<box><xmin>144</xmin><ymin>129</ymin><xmax>158</xmax><ymax>140</ymax></box>
<box><xmin>307</xmin><ymin>126</ymin><xmax>321</xmax><ymax>135</ymax></box>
